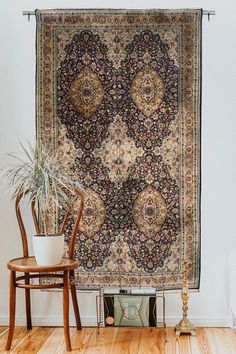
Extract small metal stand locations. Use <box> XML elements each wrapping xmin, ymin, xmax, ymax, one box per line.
<box><xmin>175</xmin><ymin>262</ymin><xmax>197</xmax><ymax>336</ymax></box>
<box><xmin>96</xmin><ymin>287</ymin><xmax>166</xmax><ymax>351</ymax></box>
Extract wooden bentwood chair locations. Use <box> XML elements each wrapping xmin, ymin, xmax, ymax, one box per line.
<box><xmin>6</xmin><ymin>191</ymin><xmax>84</xmax><ymax>352</ymax></box>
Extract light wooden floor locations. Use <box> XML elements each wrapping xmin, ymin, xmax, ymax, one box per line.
<box><xmin>0</xmin><ymin>327</ymin><xmax>236</xmax><ymax>353</ymax></box>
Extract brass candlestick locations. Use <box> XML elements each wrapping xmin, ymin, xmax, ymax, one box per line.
<box><xmin>175</xmin><ymin>262</ymin><xmax>196</xmax><ymax>336</ymax></box>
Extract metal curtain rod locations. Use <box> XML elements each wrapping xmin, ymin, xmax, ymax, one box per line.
<box><xmin>22</xmin><ymin>9</ymin><xmax>216</xmax><ymax>18</ymax></box>
<box><xmin>23</xmin><ymin>10</ymin><xmax>216</xmax><ymax>23</ymax></box>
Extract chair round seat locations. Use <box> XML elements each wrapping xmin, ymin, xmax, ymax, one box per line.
<box><xmin>7</xmin><ymin>257</ymin><xmax>78</xmax><ymax>273</ymax></box>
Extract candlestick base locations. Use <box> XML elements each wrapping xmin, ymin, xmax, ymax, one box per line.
<box><xmin>175</xmin><ymin>318</ymin><xmax>197</xmax><ymax>336</ymax></box>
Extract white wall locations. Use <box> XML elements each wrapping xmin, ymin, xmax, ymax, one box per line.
<box><xmin>0</xmin><ymin>0</ymin><xmax>236</xmax><ymax>327</ymax></box>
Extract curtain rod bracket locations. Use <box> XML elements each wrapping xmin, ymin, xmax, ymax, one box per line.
<box><xmin>202</xmin><ymin>10</ymin><xmax>216</xmax><ymax>21</ymax></box>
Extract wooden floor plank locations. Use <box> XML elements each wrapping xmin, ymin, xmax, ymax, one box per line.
<box><xmin>38</xmin><ymin>327</ymin><xmax>76</xmax><ymax>353</ymax></box>
<box><xmin>176</xmin><ymin>335</ymin><xmax>191</xmax><ymax>354</ymax></box>
<box><xmin>0</xmin><ymin>326</ymin><xmax>236</xmax><ymax>353</ymax></box>
<box><xmin>211</xmin><ymin>328</ymin><xmax>236</xmax><ymax>354</ymax></box>
<box><xmin>210</xmin><ymin>328</ymin><xmax>225</xmax><ymax>354</ymax></box>
<box><xmin>111</xmin><ymin>327</ymin><xmax>140</xmax><ymax>354</ymax></box>
<box><xmin>165</xmin><ymin>328</ymin><xmax>176</xmax><ymax>354</ymax></box>
<box><xmin>205</xmin><ymin>328</ymin><xmax>220</xmax><ymax>354</ymax></box>
<box><xmin>0</xmin><ymin>327</ymin><xmax>8</xmax><ymax>336</ymax></box>
<box><xmin>11</xmin><ymin>327</ymin><xmax>54</xmax><ymax>353</ymax></box>
<box><xmin>0</xmin><ymin>327</ymin><xmax>29</xmax><ymax>352</ymax></box>
<box><xmin>195</xmin><ymin>328</ymin><xmax>211</xmax><ymax>354</ymax></box>
<box><xmin>138</xmin><ymin>328</ymin><xmax>164</xmax><ymax>354</ymax></box>
<box><xmin>63</xmin><ymin>327</ymin><xmax>95</xmax><ymax>353</ymax></box>
<box><xmin>189</xmin><ymin>333</ymin><xmax>204</xmax><ymax>354</ymax></box>
<box><xmin>225</xmin><ymin>328</ymin><xmax>236</xmax><ymax>354</ymax></box>
<box><xmin>85</xmin><ymin>327</ymin><xmax>118</xmax><ymax>354</ymax></box>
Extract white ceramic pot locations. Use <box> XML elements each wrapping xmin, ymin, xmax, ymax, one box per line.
<box><xmin>33</xmin><ymin>234</ymin><xmax>65</xmax><ymax>265</ymax></box>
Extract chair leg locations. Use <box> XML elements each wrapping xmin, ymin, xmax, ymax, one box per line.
<box><xmin>6</xmin><ymin>271</ymin><xmax>16</xmax><ymax>351</ymax></box>
<box><xmin>63</xmin><ymin>271</ymin><xmax>71</xmax><ymax>351</ymax></box>
<box><xmin>25</xmin><ymin>273</ymin><xmax>32</xmax><ymax>329</ymax></box>
<box><xmin>70</xmin><ymin>270</ymin><xmax>82</xmax><ymax>330</ymax></box>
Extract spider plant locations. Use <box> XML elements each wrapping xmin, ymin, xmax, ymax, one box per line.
<box><xmin>2</xmin><ymin>141</ymin><xmax>81</xmax><ymax>236</ymax></box>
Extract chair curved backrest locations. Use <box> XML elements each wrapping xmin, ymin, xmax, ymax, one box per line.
<box><xmin>15</xmin><ymin>190</ymin><xmax>84</xmax><ymax>259</ymax></box>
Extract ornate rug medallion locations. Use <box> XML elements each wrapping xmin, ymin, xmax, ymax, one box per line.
<box><xmin>131</xmin><ymin>67</ymin><xmax>165</xmax><ymax>117</ymax></box>
<box><xmin>36</xmin><ymin>9</ymin><xmax>202</xmax><ymax>289</ymax></box>
<box><xmin>69</xmin><ymin>67</ymin><xmax>104</xmax><ymax>117</ymax></box>
<box><xmin>133</xmin><ymin>185</ymin><xmax>167</xmax><ymax>236</ymax></box>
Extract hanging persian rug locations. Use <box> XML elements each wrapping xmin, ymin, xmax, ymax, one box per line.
<box><xmin>36</xmin><ymin>9</ymin><xmax>202</xmax><ymax>289</ymax></box>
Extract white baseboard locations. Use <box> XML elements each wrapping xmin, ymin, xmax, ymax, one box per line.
<box><xmin>0</xmin><ymin>316</ymin><xmax>97</xmax><ymax>327</ymax></box>
<box><xmin>0</xmin><ymin>315</ymin><xmax>231</xmax><ymax>328</ymax></box>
